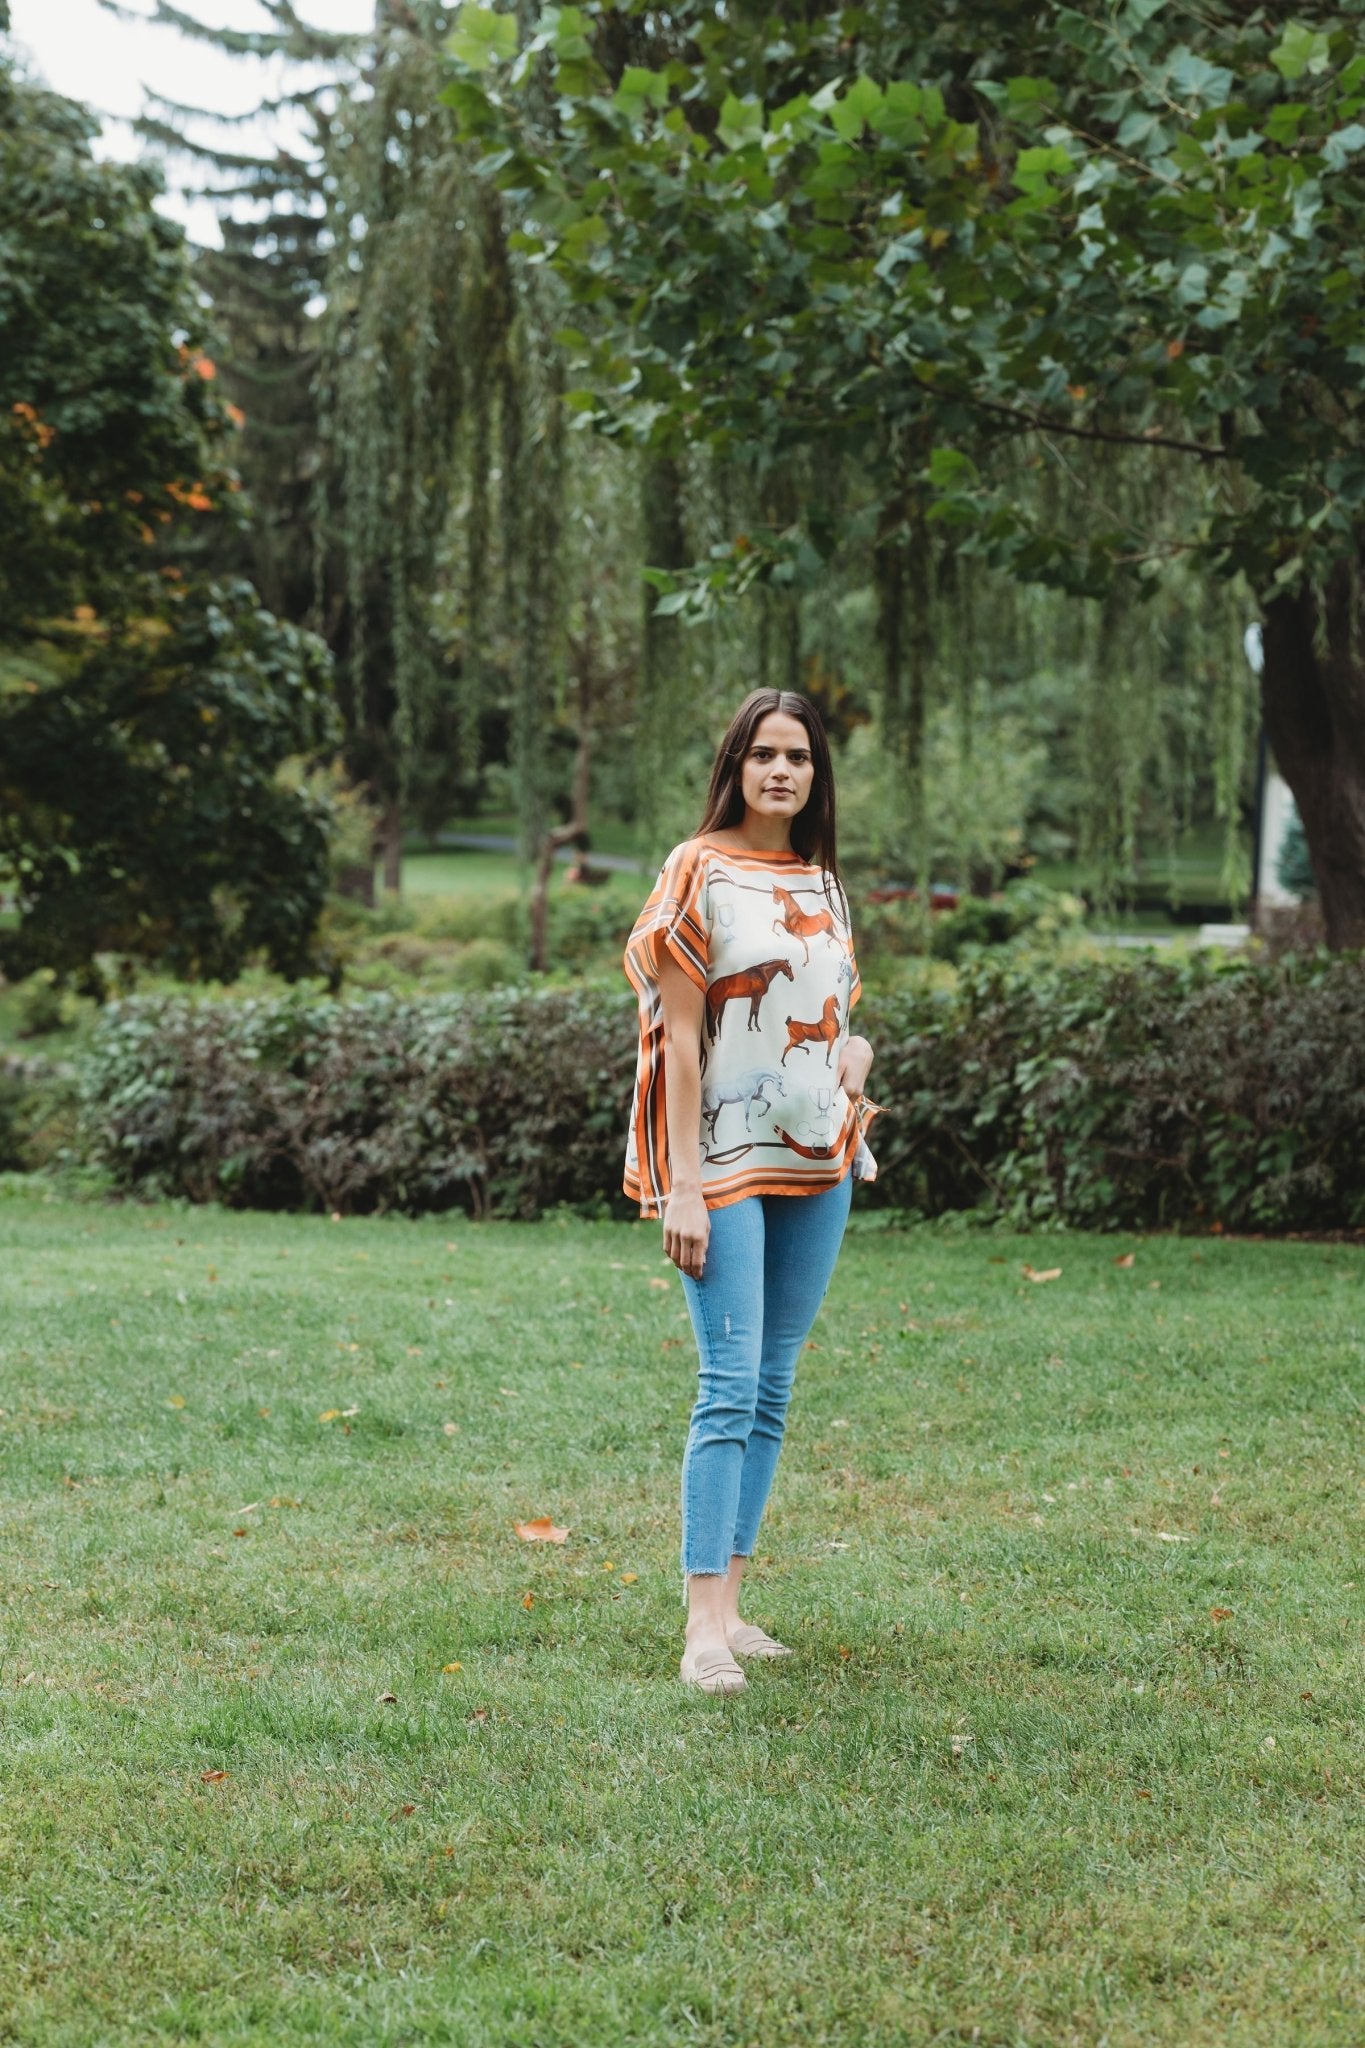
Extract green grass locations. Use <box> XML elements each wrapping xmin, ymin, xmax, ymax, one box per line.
<box><xmin>1</xmin><ymin>1190</ymin><xmax>1361</xmax><ymax>2045</ymax></box>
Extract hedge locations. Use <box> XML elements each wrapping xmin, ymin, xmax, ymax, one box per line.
<box><xmin>75</xmin><ymin>951</ymin><xmax>1365</xmax><ymax>1229</ymax></box>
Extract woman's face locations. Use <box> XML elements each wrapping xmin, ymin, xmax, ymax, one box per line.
<box><xmin>739</xmin><ymin>710</ymin><xmax>816</xmax><ymax>824</ymax></box>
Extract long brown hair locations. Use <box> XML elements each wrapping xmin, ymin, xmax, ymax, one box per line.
<box><xmin>696</xmin><ymin>690</ymin><xmax>845</xmax><ymax>913</ymax></box>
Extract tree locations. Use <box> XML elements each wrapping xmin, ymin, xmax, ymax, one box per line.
<box><xmin>447</xmin><ymin>1</ymin><xmax>1365</xmax><ymax>944</ymax></box>
<box><xmin>0</xmin><ymin>52</ymin><xmax>338</xmax><ymax>990</ymax></box>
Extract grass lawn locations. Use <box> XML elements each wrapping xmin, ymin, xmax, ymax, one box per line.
<box><xmin>1</xmin><ymin>1190</ymin><xmax>1361</xmax><ymax>2047</ymax></box>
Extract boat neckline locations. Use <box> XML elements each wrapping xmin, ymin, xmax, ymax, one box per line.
<box><xmin>696</xmin><ymin>837</ymin><xmax>813</xmax><ymax>863</ymax></box>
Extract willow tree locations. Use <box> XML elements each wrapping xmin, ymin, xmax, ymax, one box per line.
<box><xmin>448</xmin><ymin>0</ymin><xmax>1365</xmax><ymax>944</ymax></box>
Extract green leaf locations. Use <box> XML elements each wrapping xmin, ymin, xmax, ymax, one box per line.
<box><xmin>717</xmin><ymin>93</ymin><xmax>764</xmax><ymax>151</ymax></box>
<box><xmin>1271</xmin><ymin>24</ymin><xmax>1331</xmax><ymax>83</ymax></box>
<box><xmin>447</xmin><ymin>3</ymin><xmax>517</xmax><ymax>72</ymax></box>
<box><xmin>929</xmin><ymin>447</ymin><xmax>981</xmax><ymax>490</ymax></box>
<box><xmin>549</xmin><ymin>6</ymin><xmax>592</xmax><ymax>62</ymax></box>
<box><xmin>872</xmin><ymin>81</ymin><xmax>927</xmax><ymax>146</ymax></box>
<box><xmin>830</xmin><ymin>75</ymin><xmax>883</xmax><ymax>142</ymax></box>
<box><xmin>1265</xmin><ymin>103</ymin><xmax>1308</xmax><ymax>143</ymax></box>
<box><xmin>613</xmin><ymin>67</ymin><xmax>669</xmax><ymax>113</ymax></box>
<box><xmin>1014</xmin><ymin>144</ymin><xmax>1073</xmax><ymax>196</ymax></box>
<box><xmin>1323</xmin><ymin>122</ymin><xmax>1365</xmax><ymax>170</ymax></box>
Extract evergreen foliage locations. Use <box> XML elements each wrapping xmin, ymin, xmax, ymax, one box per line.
<box><xmin>0</xmin><ymin>52</ymin><xmax>338</xmax><ymax>991</ymax></box>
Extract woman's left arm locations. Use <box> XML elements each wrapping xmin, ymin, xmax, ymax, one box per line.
<box><xmin>837</xmin><ymin>1032</ymin><xmax>874</xmax><ymax>1099</ymax></box>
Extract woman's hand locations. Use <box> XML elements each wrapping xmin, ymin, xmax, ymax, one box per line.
<box><xmin>837</xmin><ymin>1032</ymin><xmax>874</xmax><ymax>1101</ymax></box>
<box><xmin>663</xmin><ymin>1184</ymin><xmax>710</xmax><ymax>1280</ymax></box>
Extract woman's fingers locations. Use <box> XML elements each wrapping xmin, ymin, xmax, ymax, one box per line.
<box><xmin>664</xmin><ymin>1224</ymin><xmax>708</xmax><ymax>1278</ymax></box>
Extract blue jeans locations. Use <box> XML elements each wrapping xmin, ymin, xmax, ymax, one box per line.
<box><xmin>678</xmin><ymin>1173</ymin><xmax>853</xmax><ymax>1580</ymax></box>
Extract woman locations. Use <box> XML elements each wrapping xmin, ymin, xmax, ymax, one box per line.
<box><xmin>623</xmin><ymin>690</ymin><xmax>877</xmax><ymax>1694</ymax></box>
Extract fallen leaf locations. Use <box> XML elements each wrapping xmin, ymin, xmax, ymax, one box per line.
<box><xmin>838</xmin><ymin>1645</ymin><xmax>852</xmax><ymax>1660</ymax></box>
<box><xmin>395</xmin><ymin>1803</ymin><xmax>416</xmax><ymax>1817</ymax></box>
<box><xmin>514</xmin><ymin>1517</ymin><xmax>569</xmax><ymax>1544</ymax></box>
<box><xmin>442</xmin><ymin>1422</ymin><xmax>459</xmax><ymax>1436</ymax></box>
<box><xmin>648</xmin><ymin>1276</ymin><xmax>671</xmax><ymax>1291</ymax></box>
<box><xmin>377</xmin><ymin>1691</ymin><xmax>398</xmax><ymax>1704</ymax></box>
<box><xmin>269</xmin><ymin>1496</ymin><xmax>300</xmax><ymax>1509</ymax></box>
<box><xmin>1022</xmin><ymin>1265</ymin><xmax>1062</xmax><ymax>1283</ymax></box>
<box><xmin>620</xmin><ymin>1573</ymin><xmax>638</xmax><ymax>1586</ymax></box>
<box><xmin>467</xmin><ymin>1707</ymin><xmax>489</xmax><ymax>1724</ymax></box>
<box><xmin>1135</xmin><ymin>1787</ymin><xmax>1153</xmax><ymax>1800</ymax></box>
<box><xmin>521</xmin><ymin>1592</ymin><xmax>535</xmax><ymax>1611</ymax></box>
<box><xmin>1210</xmin><ymin>1606</ymin><xmax>1233</xmax><ymax>1621</ymax></box>
<box><xmin>1300</xmin><ymin>1690</ymin><xmax>1313</xmax><ymax>1702</ymax></box>
<box><xmin>258</xmin><ymin>1407</ymin><xmax>271</xmax><ymax>1417</ymax></box>
<box><xmin>1156</xmin><ymin>1531</ymin><xmax>1191</xmax><ymax>1543</ymax></box>
<box><xmin>602</xmin><ymin>1561</ymin><xmax>615</xmax><ymax>1572</ymax></box>
<box><xmin>1114</xmin><ymin>1253</ymin><xmax>1135</xmax><ymax>1268</ymax></box>
<box><xmin>167</xmin><ymin>1395</ymin><xmax>186</xmax><ymax>1409</ymax></box>
<box><xmin>232</xmin><ymin>1528</ymin><xmax>248</xmax><ymax>1539</ymax></box>
<box><xmin>442</xmin><ymin>1662</ymin><xmax>463</xmax><ymax>1674</ymax></box>
<box><xmin>318</xmin><ymin>1409</ymin><xmax>342</xmax><ymax>1423</ymax></box>
<box><xmin>200</xmin><ymin>1769</ymin><xmax>229</xmax><ymax>1783</ymax></box>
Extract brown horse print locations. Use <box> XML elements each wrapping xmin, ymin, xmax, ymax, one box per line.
<box><xmin>705</xmin><ymin>957</ymin><xmax>795</xmax><ymax>1044</ymax></box>
<box><xmin>771</xmin><ymin>885</ymin><xmax>841</xmax><ymax>965</ymax></box>
<box><xmin>781</xmin><ymin>993</ymin><xmax>841</xmax><ymax>1066</ymax></box>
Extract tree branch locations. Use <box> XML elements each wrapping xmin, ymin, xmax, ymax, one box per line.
<box><xmin>967</xmin><ymin>393</ymin><xmax>1227</xmax><ymax>461</ymax></box>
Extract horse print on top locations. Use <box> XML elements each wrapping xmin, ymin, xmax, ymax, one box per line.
<box><xmin>623</xmin><ymin>838</ymin><xmax>863</xmax><ymax>1215</ymax></box>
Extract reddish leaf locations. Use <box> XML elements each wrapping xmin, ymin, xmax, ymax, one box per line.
<box><xmin>200</xmin><ymin>1769</ymin><xmax>229</xmax><ymax>1783</ymax></box>
<box><xmin>515</xmin><ymin>1517</ymin><xmax>569</xmax><ymax>1544</ymax></box>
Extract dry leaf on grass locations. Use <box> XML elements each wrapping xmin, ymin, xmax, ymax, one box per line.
<box><xmin>1114</xmin><ymin>1253</ymin><xmax>1135</xmax><ymax>1268</ymax></box>
<box><xmin>200</xmin><ymin>1769</ymin><xmax>229</xmax><ymax>1784</ymax></box>
<box><xmin>1022</xmin><ymin>1265</ymin><xmax>1062</xmax><ymax>1283</ymax></box>
<box><xmin>521</xmin><ymin>1593</ymin><xmax>535</xmax><ymax>1611</ymax></box>
<box><xmin>377</xmin><ymin>1691</ymin><xmax>398</xmax><ymax>1704</ymax></box>
<box><xmin>442</xmin><ymin>1662</ymin><xmax>462</xmax><ymax>1673</ymax></box>
<box><xmin>167</xmin><ymin>1395</ymin><xmax>186</xmax><ymax>1409</ymax></box>
<box><xmin>514</xmin><ymin>1517</ymin><xmax>569</xmax><ymax>1544</ymax></box>
<box><xmin>1210</xmin><ymin>1606</ymin><xmax>1234</xmax><ymax>1621</ymax></box>
<box><xmin>620</xmin><ymin>1573</ymin><xmax>638</xmax><ymax>1586</ymax></box>
<box><xmin>318</xmin><ymin>1406</ymin><xmax>360</xmax><ymax>1423</ymax></box>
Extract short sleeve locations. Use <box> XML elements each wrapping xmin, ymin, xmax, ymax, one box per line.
<box><xmin>623</xmin><ymin>840</ymin><xmax>710</xmax><ymax>1001</ymax></box>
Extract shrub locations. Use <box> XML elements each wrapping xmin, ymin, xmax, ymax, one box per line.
<box><xmin>0</xmin><ymin>1053</ymin><xmax>80</xmax><ymax>1172</ymax></box>
<box><xmin>867</xmin><ymin>949</ymin><xmax>1365</xmax><ymax>1230</ymax></box>
<box><xmin>79</xmin><ymin>988</ymin><xmax>639</xmax><ymax>1219</ymax></box>
<box><xmin>72</xmin><ymin>952</ymin><xmax>1365</xmax><ymax>1229</ymax></box>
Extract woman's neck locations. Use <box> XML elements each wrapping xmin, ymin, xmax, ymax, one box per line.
<box><xmin>709</xmin><ymin>812</ymin><xmax>795</xmax><ymax>855</ymax></box>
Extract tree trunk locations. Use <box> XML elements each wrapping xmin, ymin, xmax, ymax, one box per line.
<box><xmin>378</xmin><ymin>799</ymin><xmax>403</xmax><ymax>897</ymax></box>
<box><xmin>1261</xmin><ymin>556</ymin><xmax>1365</xmax><ymax>951</ymax></box>
<box><xmin>528</xmin><ymin>626</ymin><xmax>597</xmax><ymax>973</ymax></box>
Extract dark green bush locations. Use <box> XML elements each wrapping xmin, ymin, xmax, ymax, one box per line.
<box><xmin>0</xmin><ymin>1053</ymin><xmax>80</xmax><ymax>1173</ymax></box>
<box><xmin>868</xmin><ymin>950</ymin><xmax>1365</xmax><ymax>1231</ymax></box>
<box><xmin>79</xmin><ymin>988</ymin><xmax>639</xmax><ymax>1219</ymax></box>
<box><xmin>73</xmin><ymin>951</ymin><xmax>1365</xmax><ymax>1228</ymax></box>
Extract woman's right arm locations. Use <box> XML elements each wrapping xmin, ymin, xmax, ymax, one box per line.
<box><xmin>657</xmin><ymin>951</ymin><xmax>709</xmax><ymax>1280</ymax></box>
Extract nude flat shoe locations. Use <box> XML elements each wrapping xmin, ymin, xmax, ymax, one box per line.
<box><xmin>679</xmin><ymin>1645</ymin><xmax>747</xmax><ymax>1694</ymax></box>
<box><xmin>727</xmin><ymin>1624</ymin><xmax>793</xmax><ymax>1660</ymax></box>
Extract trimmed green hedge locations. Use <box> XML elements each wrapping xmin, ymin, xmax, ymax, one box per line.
<box><xmin>75</xmin><ymin>951</ymin><xmax>1365</xmax><ymax>1228</ymax></box>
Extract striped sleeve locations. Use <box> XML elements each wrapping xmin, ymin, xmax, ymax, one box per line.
<box><xmin>623</xmin><ymin>840</ymin><xmax>709</xmax><ymax>999</ymax></box>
